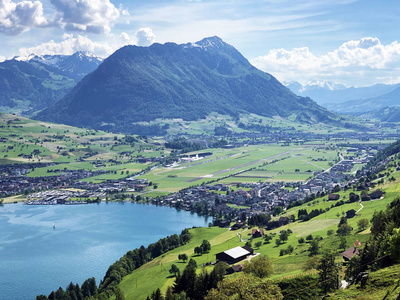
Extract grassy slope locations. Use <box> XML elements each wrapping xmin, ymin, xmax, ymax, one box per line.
<box><xmin>0</xmin><ymin>113</ymin><xmax>162</xmax><ymax>188</ymax></box>
<box><xmin>117</xmin><ymin>168</ymin><xmax>400</xmax><ymax>299</ymax></box>
<box><xmin>331</xmin><ymin>264</ymin><xmax>400</xmax><ymax>299</ymax></box>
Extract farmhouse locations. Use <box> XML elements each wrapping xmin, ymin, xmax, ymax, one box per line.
<box><xmin>341</xmin><ymin>247</ymin><xmax>359</xmax><ymax>261</ymax></box>
<box><xmin>216</xmin><ymin>246</ymin><xmax>254</xmax><ymax>264</ymax></box>
<box><xmin>369</xmin><ymin>189</ymin><xmax>385</xmax><ymax>199</ymax></box>
<box><xmin>328</xmin><ymin>193</ymin><xmax>340</xmax><ymax>201</ymax></box>
<box><xmin>346</xmin><ymin>209</ymin><xmax>357</xmax><ymax>218</ymax></box>
<box><xmin>252</xmin><ymin>229</ymin><xmax>264</xmax><ymax>238</ymax></box>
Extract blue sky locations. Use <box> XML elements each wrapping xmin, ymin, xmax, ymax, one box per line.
<box><xmin>1</xmin><ymin>0</ymin><xmax>399</xmax><ymax>86</ymax></box>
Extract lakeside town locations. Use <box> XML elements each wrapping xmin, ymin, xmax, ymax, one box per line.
<box><xmin>1</xmin><ymin>141</ymin><xmax>391</xmax><ymax>225</ymax></box>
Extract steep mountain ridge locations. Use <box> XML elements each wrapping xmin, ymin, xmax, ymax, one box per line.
<box><xmin>0</xmin><ymin>60</ymin><xmax>75</xmax><ymax>114</ymax></box>
<box><xmin>36</xmin><ymin>37</ymin><xmax>337</xmax><ymax>133</ymax></box>
<box><xmin>27</xmin><ymin>51</ymin><xmax>103</xmax><ymax>80</ymax></box>
<box><xmin>0</xmin><ymin>52</ymin><xmax>103</xmax><ymax>115</ymax></box>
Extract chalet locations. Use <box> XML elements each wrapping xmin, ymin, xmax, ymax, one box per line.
<box><xmin>134</xmin><ymin>184</ymin><xmax>146</xmax><ymax>192</ymax></box>
<box><xmin>219</xmin><ymin>220</ymin><xmax>230</xmax><ymax>228</ymax></box>
<box><xmin>252</xmin><ymin>229</ymin><xmax>264</xmax><ymax>238</ymax></box>
<box><xmin>369</xmin><ymin>189</ymin><xmax>385</xmax><ymax>200</ymax></box>
<box><xmin>216</xmin><ymin>246</ymin><xmax>254</xmax><ymax>264</ymax></box>
<box><xmin>231</xmin><ymin>222</ymin><xmax>244</xmax><ymax>230</ymax></box>
<box><xmin>328</xmin><ymin>194</ymin><xmax>340</xmax><ymax>201</ymax></box>
<box><xmin>341</xmin><ymin>247</ymin><xmax>359</xmax><ymax>261</ymax></box>
<box><xmin>346</xmin><ymin>209</ymin><xmax>357</xmax><ymax>218</ymax></box>
<box><xmin>227</xmin><ymin>264</ymin><xmax>244</xmax><ymax>274</ymax></box>
<box><xmin>361</xmin><ymin>194</ymin><xmax>371</xmax><ymax>201</ymax></box>
<box><xmin>349</xmin><ymin>193</ymin><xmax>360</xmax><ymax>203</ymax></box>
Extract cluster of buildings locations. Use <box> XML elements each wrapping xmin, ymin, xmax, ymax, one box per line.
<box><xmin>152</xmin><ymin>152</ymin><xmax>376</xmax><ymax>219</ymax></box>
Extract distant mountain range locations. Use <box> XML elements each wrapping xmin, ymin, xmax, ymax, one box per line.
<box><xmin>0</xmin><ymin>52</ymin><xmax>102</xmax><ymax>115</ymax></box>
<box><xmin>36</xmin><ymin>36</ymin><xmax>338</xmax><ymax>133</ymax></box>
<box><xmin>285</xmin><ymin>81</ymin><xmax>400</xmax><ymax>114</ymax></box>
<box><xmin>15</xmin><ymin>51</ymin><xmax>103</xmax><ymax>81</ymax></box>
<box><xmin>324</xmin><ymin>86</ymin><xmax>400</xmax><ymax>114</ymax></box>
<box><xmin>357</xmin><ymin>106</ymin><xmax>400</xmax><ymax>122</ymax></box>
<box><xmin>285</xmin><ymin>80</ymin><xmax>400</xmax><ymax>107</ymax></box>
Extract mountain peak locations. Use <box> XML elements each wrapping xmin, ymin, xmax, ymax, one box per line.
<box><xmin>36</xmin><ymin>36</ymin><xmax>336</xmax><ymax>133</ymax></box>
<box><xmin>194</xmin><ymin>36</ymin><xmax>227</xmax><ymax>50</ymax></box>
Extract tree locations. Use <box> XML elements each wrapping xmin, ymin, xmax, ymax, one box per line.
<box><xmin>327</xmin><ymin>229</ymin><xmax>334</xmax><ymax>236</ymax></box>
<box><xmin>242</xmin><ymin>255</ymin><xmax>274</xmax><ymax>278</ymax></box>
<box><xmin>194</xmin><ymin>246</ymin><xmax>203</xmax><ymax>256</ymax></box>
<box><xmin>205</xmin><ymin>274</ymin><xmax>283</xmax><ymax>300</ymax></box>
<box><xmin>279</xmin><ymin>230</ymin><xmax>289</xmax><ymax>242</ymax></box>
<box><xmin>170</xmin><ymin>264</ymin><xmax>180</xmax><ymax>277</ymax></box>
<box><xmin>298</xmin><ymin>237</ymin><xmax>305</xmax><ymax>244</ymax></box>
<box><xmin>151</xmin><ymin>288</ymin><xmax>163</xmax><ymax>300</ymax></box>
<box><xmin>115</xmin><ymin>287</ymin><xmax>126</xmax><ymax>300</ymax></box>
<box><xmin>178</xmin><ymin>254</ymin><xmax>188</xmax><ymax>263</ymax></box>
<box><xmin>389</xmin><ymin>228</ymin><xmax>400</xmax><ymax>262</ymax></box>
<box><xmin>303</xmin><ymin>256</ymin><xmax>319</xmax><ymax>271</ymax></box>
<box><xmin>357</xmin><ymin>218</ymin><xmax>369</xmax><ymax>231</ymax></box>
<box><xmin>308</xmin><ymin>239</ymin><xmax>319</xmax><ymax>256</ymax></box>
<box><xmin>81</xmin><ymin>277</ymin><xmax>97</xmax><ymax>298</ymax></box>
<box><xmin>339</xmin><ymin>236</ymin><xmax>347</xmax><ymax>250</ymax></box>
<box><xmin>187</xmin><ymin>258</ymin><xmax>197</xmax><ymax>270</ymax></box>
<box><xmin>264</xmin><ymin>234</ymin><xmax>272</xmax><ymax>243</ymax></box>
<box><xmin>201</xmin><ymin>240</ymin><xmax>211</xmax><ymax>253</ymax></box>
<box><xmin>337</xmin><ymin>223</ymin><xmax>352</xmax><ymax>236</ymax></box>
<box><xmin>337</xmin><ymin>217</ymin><xmax>352</xmax><ymax>236</ymax></box>
<box><xmin>255</xmin><ymin>241</ymin><xmax>262</xmax><ymax>249</ymax></box>
<box><xmin>318</xmin><ymin>250</ymin><xmax>339</xmax><ymax>295</ymax></box>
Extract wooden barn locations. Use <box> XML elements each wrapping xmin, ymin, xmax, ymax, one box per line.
<box><xmin>216</xmin><ymin>246</ymin><xmax>254</xmax><ymax>264</ymax></box>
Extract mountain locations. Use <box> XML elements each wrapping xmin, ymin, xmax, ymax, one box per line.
<box><xmin>326</xmin><ymin>86</ymin><xmax>400</xmax><ymax>114</ymax></box>
<box><xmin>286</xmin><ymin>81</ymin><xmax>400</xmax><ymax>105</ymax></box>
<box><xmin>357</xmin><ymin>106</ymin><xmax>400</xmax><ymax>122</ymax></box>
<box><xmin>0</xmin><ymin>59</ymin><xmax>75</xmax><ymax>115</ymax></box>
<box><xmin>36</xmin><ymin>36</ymin><xmax>338</xmax><ymax>133</ymax></box>
<box><xmin>0</xmin><ymin>52</ymin><xmax>103</xmax><ymax>115</ymax></box>
<box><xmin>15</xmin><ymin>51</ymin><xmax>103</xmax><ymax>81</ymax></box>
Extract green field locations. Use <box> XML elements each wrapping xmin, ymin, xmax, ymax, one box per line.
<box><xmin>0</xmin><ymin>113</ymin><xmax>164</xmax><ymax>185</ymax></box>
<box><xmin>116</xmin><ymin>185</ymin><xmax>392</xmax><ymax>299</ymax></box>
<box><xmin>134</xmin><ymin>144</ymin><xmax>343</xmax><ymax>194</ymax></box>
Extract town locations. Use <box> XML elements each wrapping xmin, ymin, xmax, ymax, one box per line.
<box><xmin>1</xmin><ymin>141</ymin><xmax>391</xmax><ymax>228</ymax></box>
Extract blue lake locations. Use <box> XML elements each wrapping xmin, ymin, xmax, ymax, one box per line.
<box><xmin>0</xmin><ymin>202</ymin><xmax>209</xmax><ymax>299</ymax></box>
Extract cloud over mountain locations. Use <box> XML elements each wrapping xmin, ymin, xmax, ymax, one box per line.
<box><xmin>17</xmin><ymin>33</ymin><xmax>136</xmax><ymax>58</ymax></box>
<box><xmin>135</xmin><ymin>28</ymin><xmax>156</xmax><ymax>46</ymax></box>
<box><xmin>51</xmin><ymin>0</ymin><xmax>122</xmax><ymax>34</ymax></box>
<box><xmin>251</xmin><ymin>37</ymin><xmax>400</xmax><ymax>87</ymax></box>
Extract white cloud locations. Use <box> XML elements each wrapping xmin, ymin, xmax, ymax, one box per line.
<box><xmin>0</xmin><ymin>0</ymin><xmax>47</xmax><ymax>35</ymax></box>
<box><xmin>50</xmin><ymin>0</ymin><xmax>121</xmax><ymax>34</ymax></box>
<box><xmin>17</xmin><ymin>33</ymin><xmax>135</xmax><ymax>58</ymax></box>
<box><xmin>135</xmin><ymin>27</ymin><xmax>155</xmax><ymax>46</ymax></box>
<box><xmin>251</xmin><ymin>37</ymin><xmax>400</xmax><ymax>86</ymax></box>
<box><xmin>0</xmin><ymin>0</ymin><xmax>126</xmax><ymax>35</ymax></box>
